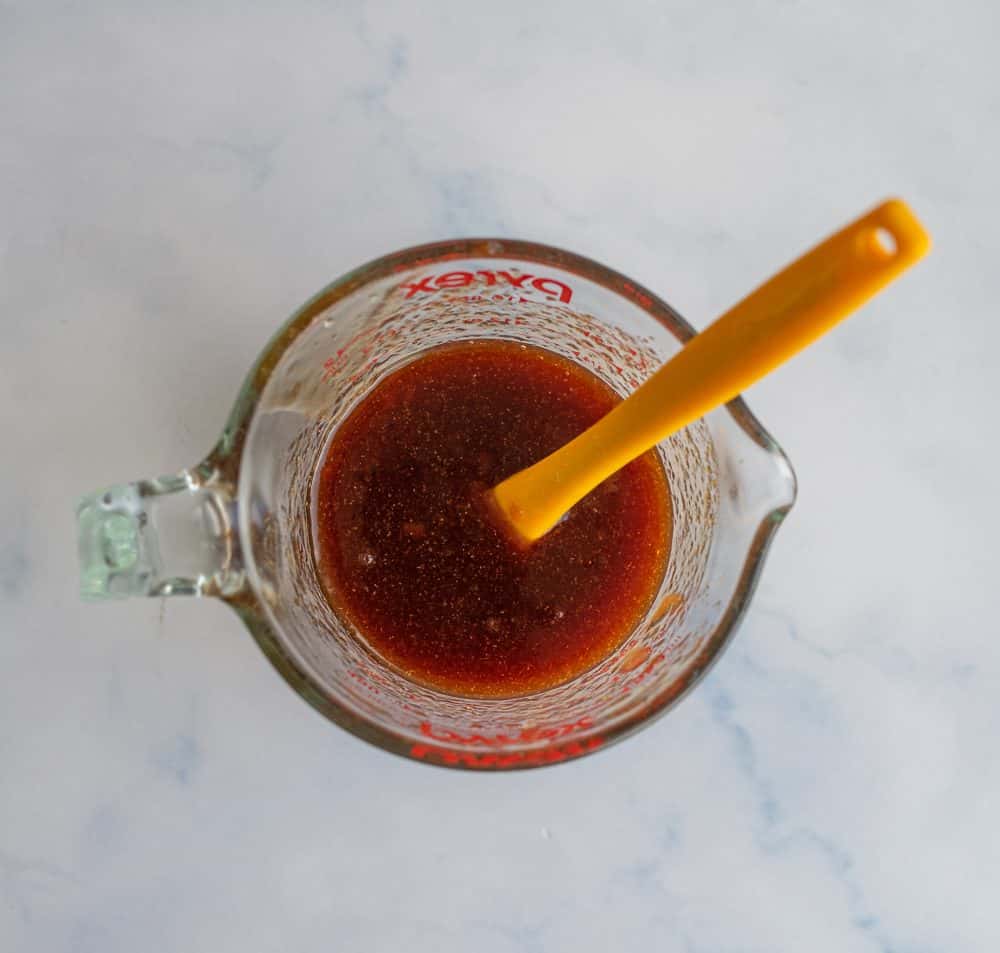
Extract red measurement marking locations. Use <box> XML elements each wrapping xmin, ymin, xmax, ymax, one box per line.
<box><xmin>410</xmin><ymin>737</ymin><xmax>604</xmax><ymax>768</ymax></box>
<box><xmin>622</xmin><ymin>281</ymin><xmax>653</xmax><ymax>310</ymax></box>
<box><xmin>401</xmin><ymin>270</ymin><xmax>573</xmax><ymax>303</ymax></box>
<box><xmin>419</xmin><ymin>717</ymin><xmax>593</xmax><ymax>747</ymax></box>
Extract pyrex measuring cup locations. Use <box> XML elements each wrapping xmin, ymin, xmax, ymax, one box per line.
<box><xmin>77</xmin><ymin>240</ymin><xmax>796</xmax><ymax>770</ymax></box>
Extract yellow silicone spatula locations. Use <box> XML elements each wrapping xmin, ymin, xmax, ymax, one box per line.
<box><xmin>489</xmin><ymin>198</ymin><xmax>931</xmax><ymax>544</ymax></box>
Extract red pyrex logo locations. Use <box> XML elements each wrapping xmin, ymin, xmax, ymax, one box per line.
<box><xmin>401</xmin><ymin>269</ymin><xmax>574</xmax><ymax>303</ymax></box>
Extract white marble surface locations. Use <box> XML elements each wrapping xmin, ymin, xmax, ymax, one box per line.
<box><xmin>2</xmin><ymin>2</ymin><xmax>999</xmax><ymax>950</ymax></box>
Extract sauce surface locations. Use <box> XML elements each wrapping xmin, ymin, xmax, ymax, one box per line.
<box><xmin>315</xmin><ymin>340</ymin><xmax>671</xmax><ymax>697</ymax></box>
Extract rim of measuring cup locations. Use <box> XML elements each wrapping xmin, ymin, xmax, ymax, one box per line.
<box><xmin>212</xmin><ymin>238</ymin><xmax>798</xmax><ymax>770</ymax></box>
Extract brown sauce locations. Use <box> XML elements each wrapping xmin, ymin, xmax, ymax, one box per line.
<box><xmin>314</xmin><ymin>340</ymin><xmax>671</xmax><ymax>697</ymax></box>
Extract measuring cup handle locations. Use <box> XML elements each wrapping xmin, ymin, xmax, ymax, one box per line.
<box><xmin>76</xmin><ymin>463</ymin><xmax>243</xmax><ymax>600</ymax></box>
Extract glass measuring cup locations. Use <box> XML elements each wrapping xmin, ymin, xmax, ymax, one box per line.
<box><xmin>77</xmin><ymin>239</ymin><xmax>796</xmax><ymax>770</ymax></box>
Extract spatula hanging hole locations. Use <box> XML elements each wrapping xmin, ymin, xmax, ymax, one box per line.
<box><xmin>871</xmin><ymin>226</ymin><xmax>897</xmax><ymax>257</ymax></box>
